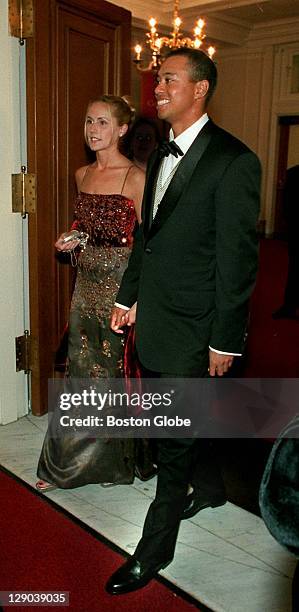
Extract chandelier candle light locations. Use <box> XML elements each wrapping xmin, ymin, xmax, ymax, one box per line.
<box><xmin>134</xmin><ymin>0</ymin><xmax>215</xmax><ymax>71</ymax></box>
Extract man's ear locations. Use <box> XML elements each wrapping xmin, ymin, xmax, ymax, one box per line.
<box><xmin>194</xmin><ymin>80</ymin><xmax>209</xmax><ymax>100</ymax></box>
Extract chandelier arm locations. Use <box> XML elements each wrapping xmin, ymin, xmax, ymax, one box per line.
<box><xmin>133</xmin><ymin>59</ymin><xmax>158</xmax><ymax>73</ymax></box>
<box><xmin>179</xmin><ymin>37</ymin><xmax>195</xmax><ymax>47</ymax></box>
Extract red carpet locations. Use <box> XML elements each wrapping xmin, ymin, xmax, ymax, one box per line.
<box><xmin>0</xmin><ymin>469</ymin><xmax>202</xmax><ymax>612</ymax></box>
<box><xmin>245</xmin><ymin>238</ymin><xmax>299</xmax><ymax>377</ymax></box>
<box><xmin>1</xmin><ymin>240</ymin><xmax>294</xmax><ymax>612</ymax></box>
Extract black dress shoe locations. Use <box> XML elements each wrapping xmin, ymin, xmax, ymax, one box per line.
<box><xmin>182</xmin><ymin>492</ymin><xmax>227</xmax><ymax>520</ymax></box>
<box><xmin>105</xmin><ymin>556</ymin><xmax>171</xmax><ymax>595</ymax></box>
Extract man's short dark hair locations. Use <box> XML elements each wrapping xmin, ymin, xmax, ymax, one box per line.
<box><xmin>164</xmin><ymin>48</ymin><xmax>217</xmax><ymax>102</ymax></box>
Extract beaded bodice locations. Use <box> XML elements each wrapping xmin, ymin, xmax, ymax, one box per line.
<box><xmin>74</xmin><ymin>192</ymin><xmax>136</xmax><ymax>247</ymax></box>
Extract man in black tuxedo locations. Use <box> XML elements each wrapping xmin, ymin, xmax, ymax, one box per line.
<box><xmin>106</xmin><ymin>48</ymin><xmax>261</xmax><ymax>595</ymax></box>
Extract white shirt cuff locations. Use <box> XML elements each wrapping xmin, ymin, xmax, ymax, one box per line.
<box><xmin>209</xmin><ymin>346</ymin><xmax>242</xmax><ymax>357</ymax></box>
<box><xmin>114</xmin><ymin>302</ymin><xmax>130</xmax><ymax>311</ymax></box>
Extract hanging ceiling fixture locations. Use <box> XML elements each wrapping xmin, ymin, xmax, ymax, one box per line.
<box><xmin>134</xmin><ymin>0</ymin><xmax>216</xmax><ymax>72</ymax></box>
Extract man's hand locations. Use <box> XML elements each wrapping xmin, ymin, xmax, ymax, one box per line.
<box><xmin>125</xmin><ymin>302</ymin><xmax>137</xmax><ymax>326</ymax></box>
<box><xmin>110</xmin><ymin>307</ymin><xmax>129</xmax><ymax>334</ymax></box>
<box><xmin>209</xmin><ymin>350</ymin><xmax>234</xmax><ymax>377</ymax></box>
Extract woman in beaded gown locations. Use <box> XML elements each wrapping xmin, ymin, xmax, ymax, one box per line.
<box><xmin>36</xmin><ymin>95</ymin><xmax>154</xmax><ymax>491</ymax></box>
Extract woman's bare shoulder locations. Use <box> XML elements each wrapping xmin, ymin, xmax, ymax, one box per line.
<box><xmin>75</xmin><ymin>164</ymin><xmax>91</xmax><ymax>190</ymax></box>
<box><xmin>75</xmin><ymin>164</ymin><xmax>89</xmax><ymax>181</ymax></box>
<box><xmin>127</xmin><ymin>163</ymin><xmax>145</xmax><ymax>185</ymax></box>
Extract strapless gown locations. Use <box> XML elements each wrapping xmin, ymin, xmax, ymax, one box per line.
<box><xmin>37</xmin><ymin>193</ymin><xmax>154</xmax><ymax>488</ymax></box>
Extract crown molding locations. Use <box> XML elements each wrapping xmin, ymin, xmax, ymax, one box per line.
<box><xmin>183</xmin><ymin>7</ymin><xmax>250</xmax><ymax>28</ymax></box>
<box><xmin>114</xmin><ymin>0</ymin><xmax>165</xmax><ymax>22</ymax></box>
<box><xmin>160</xmin><ymin>0</ymin><xmax>269</xmax><ymax>10</ymax></box>
<box><xmin>110</xmin><ymin>0</ymin><xmax>269</xmax><ymax>23</ymax></box>
<box><xmin>248</xmin><ymin>16</ymin><xmax>299</xmax><ymax>45</ymax></box>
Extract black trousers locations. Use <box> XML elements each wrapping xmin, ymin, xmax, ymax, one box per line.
<box><xmin>134</xmin><ymin>364</ymin><xmax>225</xmax><ymax>566</ymax></box>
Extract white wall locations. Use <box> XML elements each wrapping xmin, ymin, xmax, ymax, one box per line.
<box><xmin>210</xmin><ymin>46</ymin><xmax>274</xmax><ymax>227</ymax></box>
<box><xmin>0</xmin><ymin>0</ymin><xmax>28</xmax><ymax>424</ymax></box>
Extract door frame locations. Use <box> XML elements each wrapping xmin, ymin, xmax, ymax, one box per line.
<box><xmin>273</xmin><ymin>115</ymin><xmax>299</xmax><ymax>237</ymax></box>
<box><xmin>26</xmin><ymin>0</ymin><xmax>132</xmax><ymax>414</ymax></box>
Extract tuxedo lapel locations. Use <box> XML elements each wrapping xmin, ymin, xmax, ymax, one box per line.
<box><xmin>142</xmin><ymin>152</ymin><xmax>161</xmax><ymax>237</ymax></box>
<box><xmin>144</xmin><ymin>120</ymin><xmax>214</xmax><ymax>242</ymax></box>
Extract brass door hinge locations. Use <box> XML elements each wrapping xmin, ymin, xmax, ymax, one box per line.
<box><xmin>15</xmin><ymin>330</ymin><xmax>37</xmax><ymax>373</ymax></box>
<box><xmin>8</xmin><ymin>0</ymin><xmax>34</xmax><ymax>45</ymax></box>
<box><xmin>12</xmin><ymin>166</ymin><xmax>36</xmax><ymax>218</ymax></box>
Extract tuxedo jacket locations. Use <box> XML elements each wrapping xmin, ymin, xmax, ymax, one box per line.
<box><xmin>117</xmin><ymin>120</ymin><xmax>261</xmax><ymax>375</ymax></box>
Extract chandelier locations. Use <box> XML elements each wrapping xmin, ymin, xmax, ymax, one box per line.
<box><xmin>134</xmin><ymin>0</ymin><xmax>215</xmax><ymax>72</ymax></box>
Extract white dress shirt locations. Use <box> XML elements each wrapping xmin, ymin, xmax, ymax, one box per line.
<box><xmin>160</xmin><ymin>113</ymin><xmax>209</xmax><ymax>186</ymax></box>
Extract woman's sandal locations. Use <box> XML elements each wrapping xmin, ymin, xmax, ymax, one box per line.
<box><xmin>36</xmin><ymin>480</ymin><xmax>57</xmax><ymax>492</ymax></box>
<box><xmin>100</xmin><ymin>482</ymin><xmax>117</xmax><ymax>488</ymax></box>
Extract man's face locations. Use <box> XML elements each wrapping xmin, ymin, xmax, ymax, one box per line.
<box><xmin>155</xmin><ymin>55</ymin><xmax>199</xmax><ymax>132</ymax></box>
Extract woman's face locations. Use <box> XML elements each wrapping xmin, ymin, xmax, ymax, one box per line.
<box><xmin>85</xmin><ymin>101</ymin><xmax>126</xmax><ymax>152</ymax></box>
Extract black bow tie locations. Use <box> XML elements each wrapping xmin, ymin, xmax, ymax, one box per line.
<box><xmin>158</xmin><ymin>140</ymin><xmax>184</xmax><ymax>159</ymax></box>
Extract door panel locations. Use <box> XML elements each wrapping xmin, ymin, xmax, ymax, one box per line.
<box><xmin>56</xmin><ymin>8</ymin><xmax>121</xmax><ymax>361</ymax></box>
<box><xmin>274</xmin><ymin>116</ymin><xmax>299</xmax><ymax>237</ymax></box>
<box><xmin>27</xmin><ymin>0</ymin><xmax>131</xmax><ymax>414</ymax></box>
<box><xmin>274</xmin><ymin>121</ymin><xmax>289</xmax><ymax>237</ymax></box>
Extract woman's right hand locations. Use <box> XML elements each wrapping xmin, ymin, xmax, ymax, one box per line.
<box><xmin>55</xmin><ymin>233</ymin><xmax>80</xmax><ymax>252</ymax></box>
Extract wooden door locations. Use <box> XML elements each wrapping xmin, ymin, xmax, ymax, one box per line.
<box><xmin>274</xmin><ymin>121</ymin><xmax>290</xmax><ymax>238</ymax></box>
<box><xmin>274</xmin><ymin>116</ymin><xmax>299</xmax><ymax>237</ymax></box>
<box><xmin>26</xmin><ymin>0</ymin><xmax>131</xmax><ymax>414</ymax></box>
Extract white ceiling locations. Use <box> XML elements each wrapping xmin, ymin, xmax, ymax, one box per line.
<box><xmin>203</xmin><ymin>0</ymin><xmax>299</xmax><ymax>24</ymax></box>
<box><xmin>113</xmin><ymin>0</ymin><xmax>299</xmax><ymax>46</ymax></box>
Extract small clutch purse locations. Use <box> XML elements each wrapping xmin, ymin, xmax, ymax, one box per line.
<box><xmin>62</xmin><ymin>229</ymin><xmax>89</xmax><ymax>249</ymax></box>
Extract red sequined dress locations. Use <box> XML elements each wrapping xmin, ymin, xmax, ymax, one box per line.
<box><xmin>68</xmin><ymin>191</ymin><xmax>136</xmax><ymax>378</ymax></box>
<box><xmin>37</xmin><ymin>191</ymin><xmax>146</xmax><ymax>488</ymax></box>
